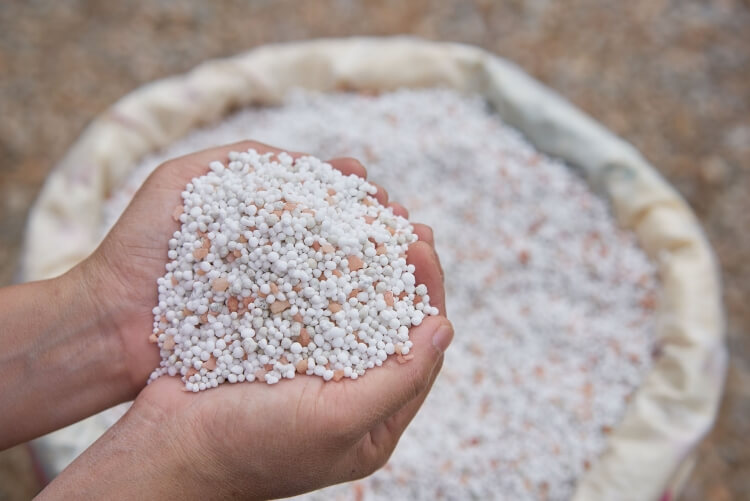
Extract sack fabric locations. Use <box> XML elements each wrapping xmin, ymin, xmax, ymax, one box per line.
<box><xmin>23</xmin><ymin>38</ymin><xmax>726</xmax><ymax>501</ymax></box>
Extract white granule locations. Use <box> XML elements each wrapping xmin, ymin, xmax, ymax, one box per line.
<box><xmin>103</xmin><ymin>89</ymin><xmax>659</xmax><ymax>500</ymax></box>
<box><xmin>149</xmin><ymin>149</ymin><xmax>437</xmax><ymax>389</ymax></box>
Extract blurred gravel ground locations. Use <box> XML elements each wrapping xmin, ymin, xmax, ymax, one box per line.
<box><xmin>0</xmin><ymin>1</ymin><xmax>747</xmax><ymax>499</ymax></box>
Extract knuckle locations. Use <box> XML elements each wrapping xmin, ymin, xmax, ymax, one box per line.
<box><xmin>354</xmin><ymin>439</ymin><xmax>392</xmax><ymax>480</ymax></box>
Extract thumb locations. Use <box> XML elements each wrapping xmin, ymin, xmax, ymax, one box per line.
<box><xmin>343</xmin><ymin>315</ymin><xmax>454</xmax><ymax>431</ymax></box>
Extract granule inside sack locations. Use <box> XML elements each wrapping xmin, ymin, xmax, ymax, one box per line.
<box><xmin>104</xmin><ymin>89</ymin><xmax>659</xmax><ymax>500</ymax></box>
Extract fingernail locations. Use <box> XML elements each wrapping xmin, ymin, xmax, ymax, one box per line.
<box><xmin>432</xmin><ymin>323</ymin><xmax>454</xmax><ymax>353</ymax></box>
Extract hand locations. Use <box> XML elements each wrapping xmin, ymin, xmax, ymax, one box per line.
<box><xmin>44</xmin><ymin>141</ymin><xmax>452</xmax><ymax>499</ymax></box>
<box><xmin>86</xmin><ymin>140</ymin><xmax>438</xmax><ymax>392</ymax></box>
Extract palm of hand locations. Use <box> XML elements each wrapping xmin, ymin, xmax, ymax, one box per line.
<box><xmin>140</xmin><ymin>310</ymin><xmax>447</xmax><ymax>499</ymax></box>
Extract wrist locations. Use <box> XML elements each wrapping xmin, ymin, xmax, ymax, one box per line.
<box><xmin>134</xmin><ymin>380</ymin><xmax>265</xmax><ymax>500</ymax></box>
<box><xmin>0</xmin><ymin>263</ymin><xmax>138</xmax><ymax>448</ymax></box>
<box><xmin>84</xmin><ymin>238</ymin><xmax>163</xmax><ymax>394</ymax></box>
<box><xmin>38</xmin><ymin>396</ymin><xmax>192</xmax><ymax>499</ymax></box>
<box><xmin>63</xmin><ymin>257</ymin><xmax>141</xmax><ymax>398</ymax></box>
<box><xmin>38</xmin><ymin>380</ymin><xmax>260</xmax><ymax>501</ymax></box>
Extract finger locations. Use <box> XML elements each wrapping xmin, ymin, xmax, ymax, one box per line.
<box><xmin>369</xmin><ymin>344</ymin><xmax>446</xmax><ymax>449</ymax></box>
<box><xmin>350</xmin><ymin>350</ymin><xmax>443</xmax><ymax>479</ymax></box>
<box><xmin>328</xmin><ymin>157</ymin><xmax>367</xmax><ymax>179</ymax></box>
<box><xmin>407</xmin><ymin>241</ymin><xmax>446</xmax><ymax>316</ymax></box>
<box><xmin>336</xmin><ymin>315</ymin><xmax>453</xmax><ymax>433</ymax></box>
<box><xmin>319</xmin><ymin>157</ymin><xmax>388</xmax><ymax>206</ymax></box>
<box><xmin>388</xmin><ymin>202</ymin><xmax>409</xmax><ymax>219</ymax></box>
<box><xmin>412</xmin><ymin>223</ymin><xmax>434</xmax><ymax>247</ymax></box>
<box><xmin>411</xmin><ymin>225</ymin><xmax>444</xmax><ymax>282</ymax></box>
<box><xmin>370</xmin><ymin>183</ymin><xmax>388</xmax><ymax>206</ymax></box>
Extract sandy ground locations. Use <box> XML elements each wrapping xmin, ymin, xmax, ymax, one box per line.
<box><xmin>0</xmin><ymin>1</ymin><xmax>747</xmax><ymax>499</ymax></box>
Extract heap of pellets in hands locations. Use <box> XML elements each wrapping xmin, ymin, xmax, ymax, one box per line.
<box><xmin>100</xmin><ymin>89</ymin><xmax>659</xmax><ymax>500</ymax></box>
<box><xmin>148</xmin><ymin>150</ymin><xmax>438</xmax><ymax>389</ymax></box>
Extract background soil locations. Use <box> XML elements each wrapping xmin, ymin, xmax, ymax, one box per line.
<box><xmin>1</xmin><ymin>1</ymin><xmax>747</xmax><ymax>499</ymax></box>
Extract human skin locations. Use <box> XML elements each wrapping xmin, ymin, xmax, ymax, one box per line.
<box><xmin>0</xmin><ymin>141</ymin><xmax>451</xmax><ymax>499</ymax></box>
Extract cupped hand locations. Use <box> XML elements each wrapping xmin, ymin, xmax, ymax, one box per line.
<box><xmin>70</xmin><ymin>140</ymin><xmax>451</xmax><ymax>499</ymax></box>
<box><xmin>85</xmin><ymin>141</ymin><xmax>434</xmax><ymax>388</ymax></box>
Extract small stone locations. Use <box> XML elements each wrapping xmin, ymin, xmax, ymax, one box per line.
<box><xmin>347</xmin><ymin>255</ymin><xmax>365</xmax><ymax>272</ymax></box>
<box><xmin>270</xmin><ymin>300</ymin><xmax>291</xmax><ymax>314</ymax></box>
<box><xmin>162</xmin><ymin>336</ymin><xmax>176</xmax><ymax>350</ymax></box>
<box><xmin>299</xmin><ymin>327</ymin><xmax>311</xmax><ymax>347</ymax></box>
<box><xmin>212</xmin><ymin>278</ymin><xmax>229</xmax><ymax>292</ymax></box>
<box><xmin>203</xmin><ymin>356</ymin><xmax>217</xmax><ymax>371</ymax></box>
<box><xmin>172</xmin><ymin>204</ymin><xmax>183</xmax><ymax>222</ymax></box>
<box><xmin>296</xmin><ymin>359</ymin><xmax>308</xmax><ymax>374</ymax></box>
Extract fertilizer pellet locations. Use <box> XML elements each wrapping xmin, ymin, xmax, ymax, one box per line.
<box><xmin>102</xmin><ymin>89</ymin><xmax>659</xmax><ymax>500</ymax></box>
<box><xmin>148</xmin><ymin>150</ymin><xmax>437</xmax><ymax>388</ymax></box>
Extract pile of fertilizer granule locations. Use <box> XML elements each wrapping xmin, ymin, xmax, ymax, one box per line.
<box><xmin>101</xmin><ymin>89</ymin><xmax>659</xmax><ymax>501</ymax></box>
<box><xmin>148</xmin><ymin>150</ymin><xmax>438</xmax><ymax>389</ymax></box>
